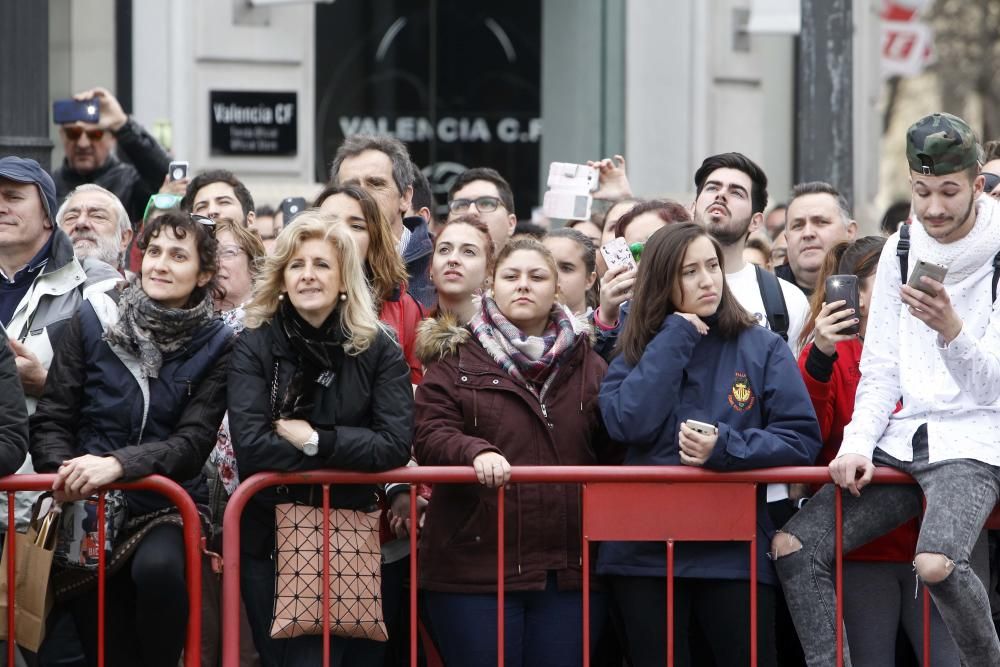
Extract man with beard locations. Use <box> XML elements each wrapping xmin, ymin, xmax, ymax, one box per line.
<box><xmin>775</xmin><ymin>111</ymin><xmax>1000</xmax><ymax>667</ymax></box>
<box><xmin>779</xmin><ymin>182</ymin><xmax>858</xmax><ymax>296</ymax></box>
<box><xmin>181</xmin><ymin>169</ymin><xmax>256</xmax><ymax>228</ymax></box>
<box><xmin>57</xmin><ymin>184</ymin><xmax>133</xmax><ymax>273</ymax></box>
<box><xmin>693</xmin><ymin>152</ymin><xmax>809</xmax><ymax>350</ymax></box>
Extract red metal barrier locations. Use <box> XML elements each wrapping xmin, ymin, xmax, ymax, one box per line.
<box><xmin>0</xmin><ymin>474</ymin><xmax>203</xmax><ymax>667</ymax></box>
<box><xmin>220</xmin><ymin>466</ymin><xmax>1000</xmax><ymax>667</ymax></box>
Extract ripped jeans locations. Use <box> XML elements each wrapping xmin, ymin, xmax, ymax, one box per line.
<box><xmin>774</xmin><ymin>425</ymin><xmax>1000</xmax><ymax>667</ymax></box>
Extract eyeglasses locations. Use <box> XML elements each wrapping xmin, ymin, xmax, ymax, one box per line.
<box><xmin>219</xmin><ymin>244</ymin><xmax>246</xmax><ymax>260</ymax></box>
<box><xmin>143</xmin><ymin>193</ymin><xmax>183</xmax><ymax>221</ymax></box>
<box><xmin>63</xmin><ymin>126</ymin><xmax>105</xmax><ymax>142</ymax></box>
<box><xmin>191</xmin><ymin>214</ymin><xmax>217</xmax><ymax>237</ymax></box>
<box><xmin>448</xmin><ymin>196</ymin><xmax>503</xmax><ymax>214</ymax></box>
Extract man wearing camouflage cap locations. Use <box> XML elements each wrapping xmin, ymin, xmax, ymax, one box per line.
<box><xmin>774</xmin><ymin>112</ymin><xmax>1000</xmax><ymax>666</ymax></box>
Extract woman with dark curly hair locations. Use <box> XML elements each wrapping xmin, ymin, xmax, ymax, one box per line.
<box><xmin>30</xmin><ymin>210</ymin><xmax>233</xmax><ymax>667</ymax></box>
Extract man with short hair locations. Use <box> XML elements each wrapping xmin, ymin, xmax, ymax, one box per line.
<box><xmin>181</xmin><ymin>169</ymin><xmax>256</xmax><ymax>228</ymax></box>
<box><xmin>57</xmin><ymin>184</ymin><xmax>133</xmax><ymax>271</ymax></box>
<box><xmin>692</xmin><ymin>152</ymin><xmax>810</xmax><ymax>349</ymax></box>
<box><xmin>52</xmin><ymin>87</ymin><xmax>170</xmax><ymax>224</ymax></box>
<box><xmin>0</xmin><ymin>156</ymin><xmax>119</xmax><ymax>526</ymax></box>
<box><xmin>407</xmin><ymin>162</ymin><xmax>439</xmax><ymax>235</ymax></box>
<box><xmin>447</xmin><ymin>167</ymin><xmax>517</xmax><ymax>251</ymax></box>
<box><xmin>764</xmin><ymin>203</ymin><xmax>787</xmax><ymax>239</ymax></box>
<box><xmin>779</xmin><ymin>181</ymin><xmax>858</xmax><ymax>296</ymax></box>
<box><xmin>330</xmin><ymin>135</ymin><xmax>434</xmax><ymax>307</ymax></box>
<box><xmin>776</xmin><ymin>112</ymin><xmax>1000</xmax><ymax>667</ymax></box>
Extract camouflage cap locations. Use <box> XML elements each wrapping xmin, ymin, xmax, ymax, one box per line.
<box><xmin>906</xmin><ymin>113</ymin><xmax>982</xmax><ymax>176</ymax></box>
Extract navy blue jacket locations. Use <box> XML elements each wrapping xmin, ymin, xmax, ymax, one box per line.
<box><xmin>403</xmin><ymin>215</ymin><xmax>435</xmax><ymax>309</ymax></box>
<box><xmin>31</xmin><ymin>298</ymin><xmax>233</xmax><ymax>514</ymax></box>
<box><xmin>597</xmin><ymin>314</ymin><xmax>821</xmax><ymax>584</ymax></box>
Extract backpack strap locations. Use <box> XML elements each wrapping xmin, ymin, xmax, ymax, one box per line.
<box><xmin>755</xmin><ymin>264</ymin><xmax>790</xmax><ymax>341</ymax></box>
<box><xmin>993</xmin><ymin>251</ymin><xmax>1000</xmax><ymax>303</ymax></box>
<box><xmin>897</xmin><ymin>222</ymin><xmax>910</xmax><ymax>284</ymax></box>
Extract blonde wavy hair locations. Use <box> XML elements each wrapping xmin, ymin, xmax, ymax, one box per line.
<box><xmin>313</xmin><ymin>183</ymin><xmax>408</xmax><ymax>302</ymax></box>
<box><xmin>243</xmin><ymin>210</ymin><xmax>382</xmax><ymax>354</ymax></box>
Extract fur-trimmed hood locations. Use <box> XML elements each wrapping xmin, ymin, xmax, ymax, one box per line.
<box><xmin>414</xmin><ymin>313</ymin><xmax>470</xmax><ymax>366</ymax></box>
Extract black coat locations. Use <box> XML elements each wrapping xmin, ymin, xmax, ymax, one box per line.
<box><xmin>228</xmin><ymin>316</ymin><xmax>413</xmax><ymax>557</ymax></box>
<box><xmin>30</xmin><ymin>298</ymin><xmax>233</xmax><ymax>513</ymax></box>
<box><xmin>0</xmin><ymin>328</ymin><xmax>29</xmax><ymax>476</ymax></box>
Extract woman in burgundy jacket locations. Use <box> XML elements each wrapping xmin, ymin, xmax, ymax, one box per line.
<box><xmin>413</xmin><ymin>238</ymin><xmax>611</xmax><ymax>666</ymax></box>
<box><xmin>796</xmin><ymin>236</ymin><xmax>962</xmax><ymax>666</ymax></box>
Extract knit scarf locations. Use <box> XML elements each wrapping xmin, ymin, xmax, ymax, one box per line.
<box><xmin>273</xmin><ymin>299</ymin><xmax>345</xmax><ymax>420</ymax></box>
<box><xmin>104</xmin><ymin>276</ymin><xmax>214</xmax><ymax>378</ymax></box>
<box><xmin>469</xmin><ymin>296</ymin><xmax>579</xmax><ymax>401</ymax></box>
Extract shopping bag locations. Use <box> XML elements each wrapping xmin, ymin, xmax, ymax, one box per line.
<box><xmin>0</xmin><ymin>499</ymin><xmax>59</xmax><ymax>652</ymax></box>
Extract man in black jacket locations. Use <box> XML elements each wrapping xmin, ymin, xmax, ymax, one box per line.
<box><xmin>52</xmin><ymin>87</ymin><xmax>170</xmax><ymax>225</ymax></box>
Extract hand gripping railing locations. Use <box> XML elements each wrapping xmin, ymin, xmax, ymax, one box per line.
<box><xmin>220</xmin><ymin>466</ymin><xmax>997</xmax><ymax>667</ymax></box>
<box><xmin>0</xmin><ymin>474</ymin><xmax>203</xmax><ymax>667</ymax></box>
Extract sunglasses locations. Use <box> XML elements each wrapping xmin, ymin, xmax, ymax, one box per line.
<box><xmin>191</xmin><ymin>214</ymin><xmax>217</xmax><ymax>237</ymax></box>
<box><xmin>63</xmin><ymin>126</ymin><xmax>106</xmax><ymax>142</ymax></box>
<box><xmin>448</xmin><ymin>196</ymin><xmax>503</xmax><ymax>214</ymax></box>
<box><xmin>142</xmin><ymin>193</ymin><xmax>183</xmax><ymax>221</ymax></box>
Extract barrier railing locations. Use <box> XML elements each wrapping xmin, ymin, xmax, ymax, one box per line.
<box><xmin>221</xmin><ymin>465</ymin><xmax>999</xmax><ymax>667</ymax></box>
<box><xmin>0</xmin><ymin>474</ymin><xmax>203</xmax><ymax>667</ymax></box>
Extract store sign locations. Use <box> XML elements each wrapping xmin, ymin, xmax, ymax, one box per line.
<box><xmin>210</xmin><ymin>91</ymin><xmax>297</xmax><ymax>156</ymax></box>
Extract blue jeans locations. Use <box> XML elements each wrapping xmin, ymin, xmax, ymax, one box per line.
<box><xmin>776</xmin><ymin>425</ymin><xmax>1000</xmax><ymax>666</ymax></box>
<box><xmin>240</xmin><ymin>551</ymin><xmax>385</xmax><ymax>667</ymax></box>
<box><xmin>421</xmin><ymin>572</ymin><xmax>605</xmax><ymax>667</ymax></box>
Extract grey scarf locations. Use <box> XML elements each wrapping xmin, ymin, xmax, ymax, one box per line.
<box><xmin>104</xmin><ymin>276</ymin><xmax>214</xmax><ymax>378</ymax></box>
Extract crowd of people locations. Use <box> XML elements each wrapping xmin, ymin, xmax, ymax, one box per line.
<box><xmin>3</xmin><ymin>85</ymin><xmax>1000</xmax><ymax>667</ymax></box>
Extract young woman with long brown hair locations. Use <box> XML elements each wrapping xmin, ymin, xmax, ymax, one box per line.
<box><xmin>598</xmin><ymin>222</ymin><xmax>821</xmax><ymax>666</ymax></box>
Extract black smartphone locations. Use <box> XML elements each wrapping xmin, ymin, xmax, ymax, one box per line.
<box><xmin>168</xmin><ymin>161</ymin><xmax>189</xmax><ymax>182</ymax></box>
<box><xmin>824</xmin><ymin>274</ymin><xmax>859</xmax><ymax>336</ymax></box>
<box><xmin>280</xmin><ymin>197</ymin><xmax>307</xmax><ymax>225</ymax></box>
<box><xmin>53</xmin><ymin>98</ymin><xmax>99</xmax><ymax>124</ymax></box>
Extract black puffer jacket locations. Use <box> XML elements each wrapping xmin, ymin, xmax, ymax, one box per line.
<box><xmin>228</xmin><ymin>312</ymin><xmax>414</xmax><ymax>558</ymax></box>
<box><xmin>0</xmin><ymin>328</ymin><xmax>29</xmax><ymax>476</ymax></box>
<box><xmin>53</xmin><ymin>118</ymin><xmax>170</xmax><ymax>224</ymax></box>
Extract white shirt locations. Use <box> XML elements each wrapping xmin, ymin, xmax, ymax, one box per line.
<box><xmin>725</xmin><ymin>262</ymin><xmax>810</xmax><ymax>501</ymax></box>
<box><xmin>840</xmin><ymin>197</ymin><xmax>1000</xmax><ymax>465</ymax></box>
<box><xmin>726</xmin><ymin>262</ymin><xmax>810</xmax><ymax>355</ymax></box>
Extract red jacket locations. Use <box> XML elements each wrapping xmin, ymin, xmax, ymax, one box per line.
<box><xmin>798</xmin><ymin>339</ymin><xmax>916</xmax><ymax>562</ymax></box>
<box><xmin>379</xmin><ymin>287</ymin><xmax>424</xmax><ymax>384</ymax></box>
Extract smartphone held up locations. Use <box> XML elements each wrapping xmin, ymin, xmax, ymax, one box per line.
<box><xmin>824</xmin><ymin>274</ymin><xmax>860</xmax><ymax>336</ymax></box>
<box><xmin>542</xmin><ymin>162</ymin><xmax>599</xmax><ymax>220</ymax></box>
<box><xmin>53</xmin><ymin>98</ymin><xmax>100</xmax><ymax>125</ymax></box>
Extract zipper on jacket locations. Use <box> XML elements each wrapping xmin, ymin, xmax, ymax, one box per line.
<box><xmin>540</xmin><ymin>403</ymin><xmax>547</xmax><ymax>418</ymax></box>
<box><xmin>187</xmin><ymin>380</ymin><xmax>193</xmax><ymax>397</ymax></box>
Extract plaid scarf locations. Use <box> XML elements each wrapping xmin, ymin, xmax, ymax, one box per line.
<box><xmin>469</xmin><ymin>296</ymin><xmax>579</xmax><ymax>401</ymax></box>
<box><xmin>104</xmin><ymin>275</ymin><xmax>214</xmax><ymax>378</ymax></box>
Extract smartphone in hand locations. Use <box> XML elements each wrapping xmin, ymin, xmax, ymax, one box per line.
<box><xmin>824</xmin><ymin>274</ymin><xmax>860</xmax><ymax>336</ymax></box>
<box><xmin>53</xmin><ymin>98</ymin><xmax>99</xmax><ymax>125</ymax></box>
<box><xmin>907</xmin><ymin>259</ymin><xmax>948</xmax><ymax>296</ymax></box>
<box><xmin>685</xmin><ymin>419</ymin><xmax>718</xmax><ymax>436</ymax></box>
<box><xmin>600</xmin><ymin>237</ymin><xmax>637</xmax><ymax>273</ymax></box>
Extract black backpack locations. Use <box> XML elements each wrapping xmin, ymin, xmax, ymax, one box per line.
<box><xmin>755</xmin><ymin>264</ymin><xmax>790</xmax><ymax>341</ymax></box>
<box><xmin>896</xmin><ymin>223</ymin><xmax>1000</xmax><ymax>301</ymax></box>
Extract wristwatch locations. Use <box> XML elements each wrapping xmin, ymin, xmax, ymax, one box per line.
<box><xmin>302</xmin><ymin>431</ymin><xmax>319</xmax><ymax>457</ymax></box>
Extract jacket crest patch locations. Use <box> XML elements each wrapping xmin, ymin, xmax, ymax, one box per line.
<box><xmin>728</xmin><ymin>372</ymin><xmax>755</xmax><ymax>412</ymax></box>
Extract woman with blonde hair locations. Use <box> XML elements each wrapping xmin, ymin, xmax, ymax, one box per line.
<box><xmin>315</xmin><ymin>184</ymin><xmax>424</xmax><ymax>383</ymax></box>
<box><xmin>228</xmin><ymin>211</ymin><xmax>413</xmax><ymax>666</ymax></box>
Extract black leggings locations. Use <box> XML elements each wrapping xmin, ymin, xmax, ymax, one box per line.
<box><xmin>609</xmin><ymin>575</ymin><xmax>777</xmax><ymax>667</ymax></box>
<box><xmin>70</xmin><ymin>524</ymin><xmax>189</xmax><ymax>667</ymax></box>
